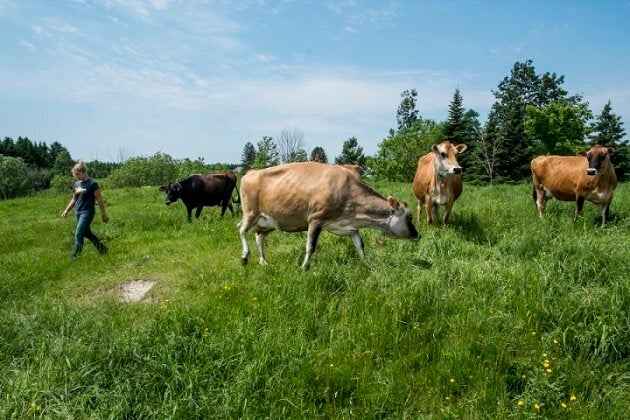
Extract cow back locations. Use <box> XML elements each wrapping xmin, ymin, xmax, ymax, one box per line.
<box><xmin>531</xmin><ymin>156</ymin><xmax>587</xmax><ymax>201</ymax></box>
<box><xmin>241</xmin><ymin>162</ymin><xmax>381</xmax><ymax>231</ymax></box>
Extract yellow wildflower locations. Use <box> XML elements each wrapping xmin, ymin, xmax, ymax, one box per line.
<box><xmin>534</xmin><ymin>403</ymin><xmax>541</xmax><ymax>411</ymax></box>
<box><xmin>449</xmin><ymin>378</ymin><xmax>455</xmax><ymax>383</ymax></box>
<box><xmin>570</xmin><ymin>395</ymin><xmax>577</xmax><ymax>402</ymax></box>
<box><xmin>561</xmin><ymin>402</ymin><xmax>567</xmax><ymax>409</ymax></box>
<box><xmin>517</xmin><ymin>400</ymin><xmax>525</xmax><ymax>407</ymax></box>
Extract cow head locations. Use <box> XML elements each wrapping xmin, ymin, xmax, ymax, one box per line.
<box><xmin>578</xmin><ymin>145</ymin><xmax>614</xmax><ymax>176</ymax></box>
<box><xmin>159</xmin><ymin>182</ymin><xmax>182</xmax><ymax>205</ymax></box>
<box><xmin>386</xmin><ymin>196</ymin><xmax>420</xmax><ymax>241</ymax></box>
<box><xmin>432</xmin><ymin>140</ymin><xmax>467</xmax><ymax>177</ymax></box>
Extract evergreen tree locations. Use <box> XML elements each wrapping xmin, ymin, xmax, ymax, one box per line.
<box><xmin>49</xmin><ymin>141</ymin><xmax>69</xmax><ymax>165</ymax></box>
<box><xmin>0</xmin><ymin>137</ymin><xmax>14</xmax><ymax>156</ymax></box>
<box><xmin>335</xmin><ymin>137</ymin><xmax>366</xmax><ymax>167</ymax></box>
<box><xmin>589</xmin><ymin>101</ymin><xmax>629</xmax><ymax>181</ymax></box>
<box><xmin>488</xmin><ymin>59</ymin><xmax>584</xmax><ymax>181</ymax></box>
<box><xmin>240</xmin><ymin>142</ymin><xmax>257</xmax><ymax>171</ymax></box>
<box><xmin>14</xmin><ymin>137</ymin><xmax>36</xmax><ymax>167</ymax></box>
<box><xmin>589</xmin><ymin>101</ymin><xmax>626</xmax><ymax>145</ymax></box>
<box><xmin>443</xmin><ymin>89</ymin><xmax>482</xmax><ymax>180</ymax></box>
<box><xmin>310</xmin><ymin>146</ymin><xmax>328</xmax><ymax>163</ymax></box>
<box><xmin>294</xmin><ymin>149</ymin><xmax>308</xmax><ymax>162</ymax></box>
<box><xmin>396</xmin><ymin>89</ymin><xmax>419</xmax><ymax>132</ymax></box>
<box><xmin>52</xmin><ymin>150</ymin><xmax>74</xmax><ymax>176</ymax></box>
<box><xmin>444</xmin><ymin>88</ymin><xmax>465</xmax><ymax>141</ymax></box>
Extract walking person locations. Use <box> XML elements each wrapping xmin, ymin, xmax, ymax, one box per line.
<box><xmin>61</xmin><ymin>160</ymin><xmax>109</xmax><ymax>259</ymax></box>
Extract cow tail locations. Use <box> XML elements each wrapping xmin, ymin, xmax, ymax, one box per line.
<box><xmin>232</xmin><ymin>184</ymin><xmax>241</xmax><ymax>204</ymax></box>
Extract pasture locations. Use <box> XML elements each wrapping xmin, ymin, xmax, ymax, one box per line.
<box><xmin>0</xmin><ymin>181</ymin><xmax>628</xmax><ymax>418</ymax></box>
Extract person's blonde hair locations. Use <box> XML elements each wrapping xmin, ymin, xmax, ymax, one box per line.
<box><xmin>72</xmin><ymin>160</ymin><xmax>87</xmax><ymax>176</ymax></box>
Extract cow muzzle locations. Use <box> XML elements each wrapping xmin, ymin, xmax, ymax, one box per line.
<box><xmin>452</xmin><ymin>167</ymin><xmax>462</xmax><ymax>175</ymax></box>
<box><xmin>586</xmin><ymin>168</ymin><xmax>598</xmax><ymax>176</ymax></box>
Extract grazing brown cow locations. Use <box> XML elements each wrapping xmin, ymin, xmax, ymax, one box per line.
<box><xmin>531</xmin><ymin>145</ymin><xmax>617</xmax><ymax>226</ymax></box>
<box><xmin>412</xmin><ymin>140</ymin><xmax>468</xmax><ymax>225</ymax></box>
<box><xmin>238</xmin><ymin>162</ymin><xmax>420</xmax><ymax>269</ymax></box>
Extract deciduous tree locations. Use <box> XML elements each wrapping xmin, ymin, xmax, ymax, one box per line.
<box><xmin>278</xmin><ymin>127</ymin><xmax>306</xmax><ymax>164</ymax></box>
<box><xmin>253</xmin><ymin>136</ymin><xmax>279</xmax><ymax>169</ymax></box>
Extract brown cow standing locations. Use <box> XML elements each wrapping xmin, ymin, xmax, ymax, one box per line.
<box><xmin>238</xmin><ymin>162</ymin><xmax>420</xmax><ymax>269</ymax></box>
<box><xmin>412</xmin><ymin>140</ymin><xmax>467</xmax><ymax>225</ymax></box>
<box><xmin>531</xmin><ymin>145</ymin><xmax>617</xmax><ymax>226</ymax></box>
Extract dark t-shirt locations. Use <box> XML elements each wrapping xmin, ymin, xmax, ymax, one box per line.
<box><xmin>73</xmin><ymin>178</ymin><xmax>99</xmax><ymax>213</ymax></box>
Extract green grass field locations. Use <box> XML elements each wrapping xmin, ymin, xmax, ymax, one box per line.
<box><xmin>1</xmin><ymin>181</ymin><xmax>628</xmax><ymax>418</ymax></box>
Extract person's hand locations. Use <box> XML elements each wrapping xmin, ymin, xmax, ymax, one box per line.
<box><xmin>61</xmin><ymin>210</ymin><xmax>68</xmax><ymax>218</ymax></box>
<box><xmin>102</xmin><ymin>214</ymin><xmax>110</xmax><ymax>224</ymax></box>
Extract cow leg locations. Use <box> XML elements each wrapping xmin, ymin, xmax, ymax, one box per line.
<box><xmin>431</xmin><ymin>203</ymin><xmax>439</xmax><ymax>225</ymax></box>
<box><xmin>186</xmin><ymin>205</ymin><xmax>194</xmax><ymax>222</ymax></box>
<box><xmin>227</xmin><ymin>201</ymin><xmax>234</xmax><ymax>216</ymax></box>
<box><xmin>195</xmin><ymin>206</ymin><xmax>203</xmax><ymax>219</ymax></box>
<box><xmin>534</xmin><ymin>186</ymin><xmax>546</xmax><ymax>218</ymax></box>
<box><xmin>424</xmin><ymin>196</ymin><xmax>433</xmax><ymax>225</ymax></box>
<box><xmin>238</xmin><ymin>216</ymin><xmax>256</xmax><ymax>265</ymax></box>
<box><xmin>602</xmin><ymin>202</ymin><xmax>611</xmax><ymax>227</ymax></box>
<box><xmin>443</xmin><ymin>201</ymin><xmax>454</xmax><ymax>224</ymax></box>
<box><xmin>416</xmin><ymin>201</ymin><xmax>423</xmax><ymax>225</ymax></box>
<box><xmin>255</xmin><ymin>232</ymin><xmax>269</xmax><ymax>265</ymax></box>
<box><xmin>574</xmin><ymin>197</ymin><xmax>585</xmax><ymax>221</ymax></box>
<box><xmin>350</xmin><ymin>232</ymin><xmax>365</xmax><ymax>258</ymax></box>
<box><xmin>301</xmin><ymin>223</ymin><xmax>323</xmax><ymax>269</ymax></box>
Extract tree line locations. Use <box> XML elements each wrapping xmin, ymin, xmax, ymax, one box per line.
<box><xmin>2</xmin><ymin>59</ymin><xmax>628</xmax><ymax>200</ymax></box>
<box><xmin>240</xmin><ymin>60</ymin><xmax>628</xmax><ymax>183</ymax></box>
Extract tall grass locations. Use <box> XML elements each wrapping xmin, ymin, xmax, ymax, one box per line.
<box><xmin>0</xmin><ymin>182</ymin><xmax>628</xmax><ymax>418</ymax></box>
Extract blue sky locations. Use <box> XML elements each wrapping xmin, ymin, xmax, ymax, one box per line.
<box><xmin>1</xmin><ymin>1</ymin><xmax>629</xmax><ymax>164</ymax></box>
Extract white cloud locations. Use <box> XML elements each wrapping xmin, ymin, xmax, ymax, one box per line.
<box><xmin>19</xmin><ymin>39</ymin><xmax>35</xmax><ymax>50</ymax></box>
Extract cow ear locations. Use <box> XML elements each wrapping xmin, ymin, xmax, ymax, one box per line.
<box><xmin>159</xmin><ymin>186</ymin><xmax>166</xmax><ymax>191</ymax></box>
<box><xmin>387</xmin><ymin>196</ymin><xmax>400</xmax><ymax>210</ymax></box>
<box><xmin>607</xmin><ymin>147</ymin><xmax>615</xmax><ymax>155</ymax></box>
<box><xmin>401</xmin><ymin>201</ymin><xmax>409</xmax><ymax>208</ymax></box>
<box><xmin>455</xmin><ymin>144</ymin><xmax>468</xmax><ymax>154</ymax></box>
<box><xmin>432</xmin><ymin>144</ymin><xmax>439</xmax><ymax>153</ymax></box>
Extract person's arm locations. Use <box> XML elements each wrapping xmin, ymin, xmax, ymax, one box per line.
<box><xmin>61</xmin><ymin>194</ymin><xmax>77</xmax><ymax>218</ymax></box>
<box><xmin>94</xmin><ymin>189</ymin><xmax>109</xmax><ymax>223</ymax></box>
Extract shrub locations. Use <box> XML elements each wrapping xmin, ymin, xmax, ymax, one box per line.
<box><xmin>50</xmin><ymin>174</ymin><xmax>75</xmax><ymax>193</ymax></box>
<box><xmin>0</xmin><ymin>155</ymin><xmax>32</xmax><ymax>199</ymax></box>
<box><xmin>108</xmin><ymin>152</ymin><xmax>178</xmax><ymax>188</ymax></box>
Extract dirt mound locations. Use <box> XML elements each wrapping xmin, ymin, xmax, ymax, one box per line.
<box><xmin>120</xmin><ymin>280</ymin><xmax>157</xmax><ymax>302</ymax></box>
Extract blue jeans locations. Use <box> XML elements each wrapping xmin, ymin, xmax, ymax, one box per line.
<box><xmin>72</xmin><ymin>212</ymin><xmax>107</xmax><ymax>258</ymax></box>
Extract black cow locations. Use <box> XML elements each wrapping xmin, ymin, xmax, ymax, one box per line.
<box><xmin>159</xmin><ymin>173</ymin><xmax>240</xmax><ymax>221</ymax></box>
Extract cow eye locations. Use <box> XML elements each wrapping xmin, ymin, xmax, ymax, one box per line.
<box><xmin>440</xmin><ymin>152</ymin><xmax>447</xmax><ymax>158</ymax></box>
<box><xmin>586</xmin><ymin>153</ymin><xmax>592</xmax><ymax>160</ymax></box>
